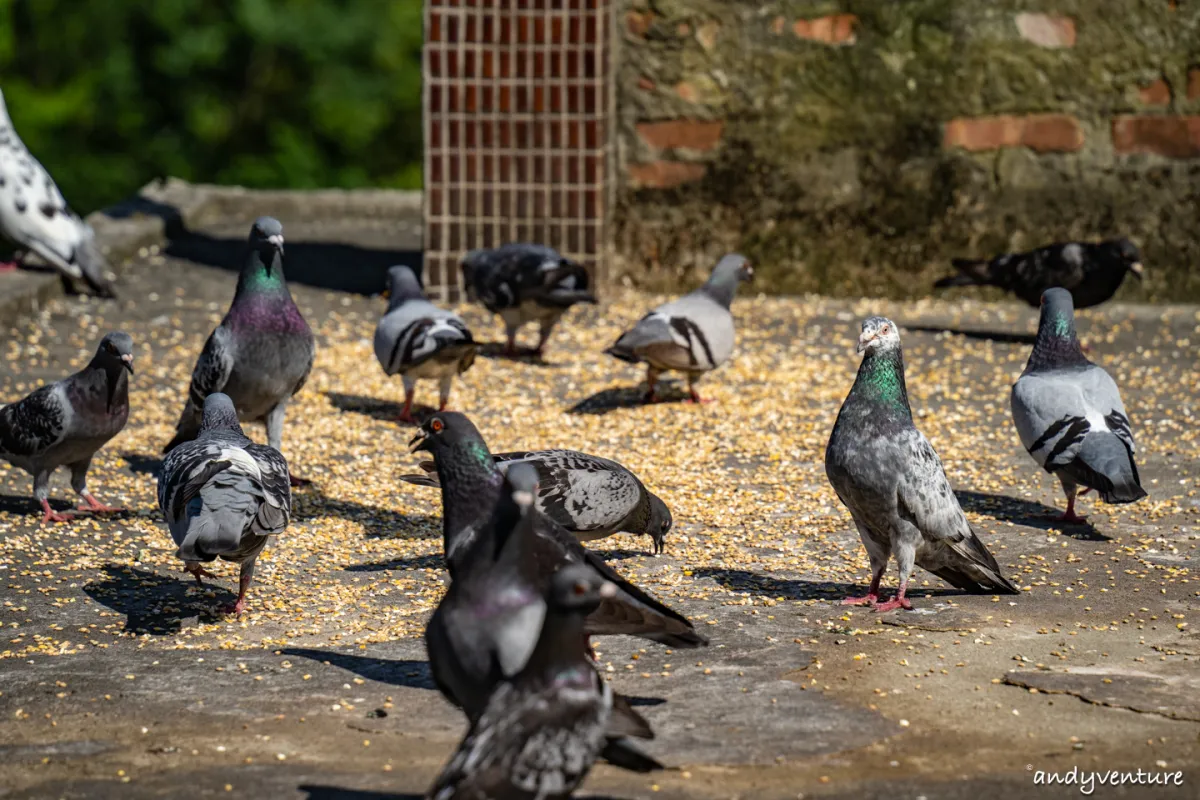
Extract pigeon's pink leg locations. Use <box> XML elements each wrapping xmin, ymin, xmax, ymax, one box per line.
<box><xmin>39</xmin><ymin>499</ymin><xmax>74</xmax><ymax>524</ymax></box>
<box><xmin>685</xmin><ymin>375</ymin><xmax>713</xmax><ymax>404</ymax></box>
<box><xmin>874</xmin><ymin>580</ymin><xmax>913</xmax><ymax>613</ymax></box>
<box><xmin>505</xmin><ymin>332</ymin><xmax>518</xmax><ymax>356</ymax></box>
<box><xmin>842</xmin><ymin>567</ymin><xmax>883</xmax><ymax>606</ymax></box>
<box><xmin>398</xmin><ymin>387</ymin><xmax>418</xmax><ymax>424</ymax></box>
<box><xmin>288</xmin><ymin>474</ymin><xmax>311</xmax><ymax>488</ymax></box>
<box><xmin>221</xmin><ymin>573</ymin><xmax>253</xmax><ymax>615</ymax></box>
<box><xmin>1052</xmin><ymin>488</ymin><xmax>1088</xmax><ymax>524</ymax></box>
<box><xmin>0</xmin><ymin>261</ymin><xmax>20</xmax><ymax>272</ymax></box>
<box><xmin>643</xmin><ymin>367</ymin><xmax>661</xmax><ymax>404</ymax></box>
<box><xmin>184</xmin><ymin>563</ymin><xmax>217</xmax><ymax>585</ymax></box>
<box><xmin>78</xmin><ymin>493</ymin><xmax>125</xmax><ymax>514</ymax></box>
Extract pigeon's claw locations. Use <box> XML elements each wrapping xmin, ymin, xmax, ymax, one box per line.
<box><xmin>840</xmin><ymin>593</ymin><xmax>879</xmax><ymax>607</ymax></box>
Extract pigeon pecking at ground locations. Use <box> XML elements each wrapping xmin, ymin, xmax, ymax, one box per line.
<box><xmin>401</xmin><ymin>448</ymin><xmax>673</xmax><ymax>554</ymax></box>
<box><xmin>460</xmin><ymin>242</ymin><xmax>597</xmax><ymax>356</ymax></box>
<box><xmin>1010</xmin><ymin>288</ymin><xmax>1147</xmax><ymax>523</ymax></box>
<box><xmin>426</xmin><ymin>562</ymin><xmax>660</xmax><ymax>800</ymax></box>
<box><xmin>374</xmin><ymin>264</ymin><xmax>477</xmax><ymax>423</ymax></box>
<box><xmin>934</xmin><ymin>239</ymin><xmax>1143</xmax><ymax>309</ymax></box>
<box><xmin>411</xmin><ymin>412</ymin><xmax>707</xmax><ymax>648</ymax></box>
<box><xmin>0</xmin><ymin>332</ymin><xmax>134</xmax><ymax>522</ymax></box>
<box><xmin>825</xmin><ymin>317</ymin><xmax>1019</xmax><ymax>611</ymax></box>
<box><xmin>606</xmin><ymin>253</ymin><xmax>753</xmax><ymax>404</ymax></box>
<box><xmin>162</xmin><ymin>216</ymin><xmax>315</xmax><ymax>488</ymax></box>
<box><xmin>157</xmin><ymin>393</ymin><xmax>292</xmax><ymax>614</ymax></box>
<box><xmin>0</xmin><ymin>88</ymin><xmax>117</xmax><ymax>297</ymax></box>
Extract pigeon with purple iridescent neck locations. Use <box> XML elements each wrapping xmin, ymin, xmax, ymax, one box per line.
<box><xmin>163</xmin><ymin>217</ymin><xmax>315</xmax><ymax>480</ymax></box>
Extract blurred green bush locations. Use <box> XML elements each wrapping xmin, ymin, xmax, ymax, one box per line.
<box><xmin>0</xmin><ymin>0</ymin><xmax>424</xmax><ymax>213</ymax></box>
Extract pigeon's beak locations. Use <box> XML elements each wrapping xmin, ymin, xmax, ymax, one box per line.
<box><xmin>742</xmin><ymin>263</ymin><xmax>755</xmax><ymax>283</ymax></box>
<box><xmin>855</xmin><ymin>332</ymin><xmax>875</xmax><ymax>354</ymax></box>
<box><xmin>1129</xmin><ymin>261</ymin><xmax>1144</xmax><ymax>280</ymax></box>
<box><xmin>120</xmin><ymin>353</ymin><xmax>134</xmax><ymax>375</ymax></box>
<box><xmin>597</xmin><ymin>581</ymin><xmax>617</xmax><ymax>599</ymax></box>
<box><xmin>382</xmin><ymin>287</ymin><xmax>391</xmax><ymax>300</ymax></box>
<box><xmin>408</xmin><ymin>430</ymin><xmax>429</xmax><ymax>453</ymax></box>
<box><xmin>268</xmin><ymin>233</ymin><xmax>285</xmax><ymax>255</ymax></box>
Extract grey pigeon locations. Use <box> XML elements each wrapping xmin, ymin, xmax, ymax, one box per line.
<box><xmin>460</xmin><ymin>243</ymin><xmax>596</xmax><ymax>356</ymax></box>
<box><xmin>411</xmin><ymin>413</ymin><xmax>707</xmax><ymax>648</ymax></box>
<box><xmin>606</xmin><ymin>253</ymin><xmax>753</xmax><ymax>403</ymax></box>
<box><xmin>401</xmin><ymin>449</ymin><xmax>673</xmax><ymax>554</ymax></box>
<box><xmin>374</xmin><ymin>264</ymin><xmax>477</xmax><ymax>423</ymax></box>
<box><xmin>1010</xmin><ymin>288</ymin><xmax>1146</xmax><ymax>523</ymax></box>
<box><xmin>0</xmin><ymin>88</ymin><xmax>116</xmax><ymax>296</ymax></box>
<box><xmin>163</xmin><ymin>217</ymin><xmax>315</xmax><ymax>482</ymax></box>
<box><xmin>0</xmin><ymin>332</ymin><xmax>133</xmax><ymax>522</ymax></box>
<box><xmin>426</xmin><ymin>563</ymin><xmax>661</xmax><ymax>800</ymax></box>
<box><xmin>157</xmin><ymin>393</ymin><xmax>292</xmax><ymax>614</ymax></box>
<box><xmin>935</xmin><ymin>239</ymin><xmax>1143</xmax><ymax>309</ymax></box>
<box><xmin>825</xmin><ymin>317</ymin><xmax>1019</xmax><ymax>611</ymax></box>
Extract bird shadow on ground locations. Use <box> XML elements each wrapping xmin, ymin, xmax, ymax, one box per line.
<box><xmin>121</xmin><ymin>452</ymin><xmax>164</xmax><ymax>478</ymax></box>
<box><xmin>82</xmin><ymin>564</ymin><xmax>232</xmax><ymax>634</ymax></box>
<box><xmin>295</xmin><ymin>484</ymin><xmax>439</xmax><ymax>541</ymax></box>
<box><xmin>904</xmin><ymin>324</ymin><xmax>1036</xmax><ymax>346</ymax></box>
<box><xmin>567</xmin><ymin>384</ymin><xmax>690</xmax><ymax>415</ymax></box>
<box><xmin>956</xmin><ymin>490</ymin><xmax>1108</xmax><ymax>541</ymax></box>
<box><xmin>280</xmin><ymin>647</ymin><xmax>437</xmax><ymax>691</ymax></box>
<box><xmin>694</xmin><ymin>567</ymin><xmax>963</xmax><ymax>602</ymax></box>
<box><xmin>344</xmin><ymin>553</ymin><xmax>444</xmax><ymax>572</ymax></box>
<box><xmin>475</xmin><ymin>341</ymin><xmax>560</xmax><ymax>368</ymax></box>
<box><xmin>590</xmin><ymin>546</ymin><xmax>657</xmax><ymax>561</ymax></box>
<box><xmin>325</xmin><ymin>391</ymin><xmax>411</xmax><ymax>424</ymax></box>
<box><xmin>0</xmin><ymin>492</ymin><xmax>70</xmax><ymax>518</ymax></box>
<box><xmin>299</xmin><ymin>786</ymin><xmax>421</xmax><ymax>800</ymax></box>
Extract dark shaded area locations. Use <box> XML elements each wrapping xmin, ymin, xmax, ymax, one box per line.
<box><xmin>299</xmin><ymin>788</ymin><xmax>420</xmax><ymax>800</ymax></box>
<box><xmin>0</xmin><ymin>491</ymin><xmax>69</xmax><ymax>517</ymax></box>
<box><xmin>568</xmin><ymin>383</ymin><xmax>690</xmax><ymax>415</ymax></box>
<box><xmin>904</xmin><ymin>325</ymin><xmax>1036</xmax><ymax>346</ymax></box>
<box><xmin>344</xmin><ymin>554</ymin><xmax>444</xmax><ymax>572</ymax></box>
<box><xmin>956</xmin><ymin>490</ymin><xmax>1107</xmax><ymax>541</ymax></box>
<box><xmin>120</xmin><ymin>452</ymin><xmax>164</xmax><ymax>478</ymax></box>
<box><xmin>295</xmin><ymin>482</ymin><xmax>439</xmax><ymax>541</ymax></box>
<box><xmin>695</xmin><ymin>567</ymin><xmax>962</xmax><ymax>602</ymax></box>
<box><xmin>82</xmin><ymin>564</ymin><xmax>232</xmax><ymax>635</ymax></box>
<box><xmin>475</xmin><ymin>341</ymin><xmax>558</xmax><ymax>367</ymax></box>
<box><xmin>326</xmin><ymin>391</ymin><xmax>419</xmax><ymax>424</ymax></box>
<box><xmin>280</xmin><ymin>647</ymin><xmax>437</xmax><ymax>691</ymax></box>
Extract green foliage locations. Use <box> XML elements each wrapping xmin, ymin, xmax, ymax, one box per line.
<box><xmin>0</xmin><ymin>0</ymin><xmax>424</xmax><ymax>213</ymax></box>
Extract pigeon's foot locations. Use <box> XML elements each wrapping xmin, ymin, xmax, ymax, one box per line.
<box><xmin>0</xmin><ymin>261</ymin><xmax>20</xmax><ymax>272</ymax></box>
<box><xmin>288</xmin><ymin>474</ymin><xmax>312</xmax><ymax>488</ymax></box>
<box><xmin>220</xmin><ymin>598</ymin><xmax>248</xmax><ymax>615</ymax></box>
<box><xmin>78</xmin><ymin>494</ymin><xmax>125</xmax><ymax>514</ymax></box>
<box><xmin>1051</xmin><ymin>510</ymin><xmax>1089</xmax><ymax>524</ymax></box>
<box><xmin>184</xmin><ymin>564</ymin><xmax>218</xmax><ymax>585</ymax></box>
<box><xmin>685</xmin><ymin>390</ymin><xmax>713</xmax><ymax>404</ymax></box>
<box><xmin>39</xmin><ymin>500</ymin><xmax>74</xmax><ymax>524</ymax></box>
<box><xmin>874</xmin><ymin>595</ymin><xmax>913</xmax><ymax>613</ymax></box>
<box><xmin>840</xmin><ymin>593</ymin><xmax>879</xmax><ymax>607</ymax></box>
<box><xmin>396</xmin><ymin>411</ymin><xmax>419</xmax><ymax>424</ymax></box>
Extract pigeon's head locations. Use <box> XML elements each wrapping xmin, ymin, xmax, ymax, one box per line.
<box><xmin>503</xmin><ymin>462</ymin><xmax>539</xmax><ymax>511</ymax></box>
<box><xmin>1038</xmin><ymin>287</ymin><xmax>1077</xmax><ymax>335</ymax></box>
<box><xmin>1110</xmin><ymin>238</ymin><xmax>1144</xmax><ymax>281</ymax></box>
<box><xmin>647</xmin><ymin>493</ymin><xmax>672</xmax><ymax>555</ymax></box>
<box><xmin>409</xmin><ymin>412</ymin><xmax>493</xmax><ymax>469</ymax></box>
<box><xmin>96</xmin><ymin>331</ymin><xmax>135</xmax><ymax>375</ymax></box>
<box><xmin>547</xmin><ymin>564</ymin><xmax>616</xmax><ymax>614</ymax></box>
<box><xmin>200</xmin><ymin>393</ymin><xmax>242</xmax><ymax>432</ymax></box>
<box><xmin>383</xmin><ymin>265</ymin><xmax>425</xmax><ymax>303</ymax></box>
<box><xmin>856</xmin><ymin>316</ymin><xmax>900</xmax><ymax>355</ymax></box>
<box><xmin>249</xmin><ymin>216</ymin><xmax>285</xmax><ymax>256</ymax></box>
<box><xmin>713</xmin><ymin>253</ymin><xmax>754</xmax><ymax>285</ymax></box>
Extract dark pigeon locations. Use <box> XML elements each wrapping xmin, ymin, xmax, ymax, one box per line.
<box><xmin>157</xmin><ymin>393</ymin><xmax>292</xmax><ymax>614</ymax></box>
<box><xmin>825</xmin><ymin>317</ymin><xmax>1019</xmax><ymax>611</ymax></box>
<box><xmin>1010</xmin><ymin>288</ymin><xmax>1147</xmax><ymax>523</ymax></box>
<box><xmin>426</xmin><ymin>563</ymin><xmax>661</xmax><ymax>800</ymax></box>
<box><xmin>0</xmin><ymin>332</ymin><xmax>133</xmax><ymax>522</ymax></box>
<box><xmin>460</xmin><ymin>243</ymin><xmax>596</xmax><ymax>356</ymax></box>
<box><xmin>401</xmin><ymin>449</ymin><xmax>673</xmax><ymax>554</ymax></box>
<box><xmin>162</xmin><ymin>217</ymin><xmax>315</xmax><ymax>481</ymax></box>
<box><xmin>935</xmin><ymin>239</ymin><xmax>1143</xmax><ymax>309</ymax></box>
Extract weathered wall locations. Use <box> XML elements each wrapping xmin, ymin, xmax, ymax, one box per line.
<box><xmin>614</xmin><ymin>0</ymin><xmax>1200</xmax><ymax>301</ymax></box>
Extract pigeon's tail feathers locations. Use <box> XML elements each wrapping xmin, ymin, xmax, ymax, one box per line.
<box><xmin>605</xmin><ymin>314</ymin><xmax>673</xmax><ymax>363</ymax></box>
<box><xmin>642</xmin><ymin>627</ymin><xmax>710</xmax><ymax>649</ymax></box>
<box><xmin>609</xmin><ymin>693</ymin><xmax>654</xmax><ymax>740</ymax></box>
<box><xmin>399</xmin><ymin>473</ymin><xmax>442</xmax><ymax>488</ymax></box>
<box><xmin>545</xmin><ymin>287</ymin><xmax>598</xmax><ymax>308</ymax></box>
<box><xmin>600</xmin><ymin>738</ymin><xmax>664</xmax><ymax>774</ymax></box>
<box><xmin>75</xmin><ymin>233</ymin><xmax>118</xmax><ymax>298</ymax></box>
<box><xmin>179</xmin><ymin>489</ymin><xmax>256</xmax><ymax>563</ymax></box>
<box><xmin>935</xmin><ymin>258</ymin><xmax>993</xmax><ymax>290</ymax></box>
<box><xmin>1063</xmin><ymin>432</ymin><xmax>1147</xmax><ymax>504</ymax></box>
<box><xmin>930</xmin><ymin>532</ymin><xmax>1019</xmax><ymax>595</ymax></box>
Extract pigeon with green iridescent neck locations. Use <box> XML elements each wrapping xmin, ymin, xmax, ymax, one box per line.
<box><xmin>825</xmin><ymin>317</ymin><xmax>1018</xmax><ymax>612</ymax></box>
<box><xmin>163</xmin><ymin>217</ymin><xmax>315</xmax><ymax>480</ymax></box>
<box><xmin>1011</xmin><ymin>288</ymin><xmax>1146</xmax><ymax>523</ymax></box>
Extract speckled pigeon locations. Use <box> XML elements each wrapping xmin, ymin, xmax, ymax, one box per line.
<box><xmin>1011</xmin><ymin>288</ymin><xmax>1146</xmax><ymax>523</ymax></box>
<box><xmin>163</xmin><ymin>217</ymin><xmax>315</xmax><ymax>481</ymax></box>
<box><xmin>411</xmin><ymin>412</ymin><xmax>707</xmax><ymax>648</ymax></box>
<box><xmin>0</xmin><ymin>88</ymin><xmax>116</xmax><ymax>296</ymax></box>
<box><xmin>0</xmin><ymin>332</ymin><xmax>133</xmax><ymax>522</ymax></box>
<box><xmin>606</xmin><ymin>253</ymin><xmax>753</xmax><ymax>403</ymax></box>
<box><xmin>825</xmin><ymin>317</ymin><xmax>1019</xmax><ymax>611</ymax></box>
<box><xmin>935</xmin><ymin>239</ymin><xmax>1143</xmax><ymax>309</ymax></box>
<box><xmin>427</xmin><ymin>562</ymin><xmax>661</xmax><ymax>800</ymax></box>
<box><xmin>460</xmin><ymin>243</ymin><xmax>596</xmax><ymax>356</ymax></box>
<box><xmin>374</xmin><ymin>264</ymin><xmax>476</xmax><ymax>423</ymax></box>
<box><xmin>157</xmin><ymin>393</ymin><xmax>292</xmax><ymax>614</ymax></box>
<box><xmin>401</xmin><ymin>449</ymin><xmax>673</xmax><ymax>554</ymax></box>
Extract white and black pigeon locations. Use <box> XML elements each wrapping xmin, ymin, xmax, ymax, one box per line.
<box><xmin>411</xmin><ymin>412</ymin><xmax>707</xmax><ymax>648</ymax></box>
<box><xmin>606</xmin><ymin>253</ymin><xmax>753</xmax><ymax>403</ymax></box>
<box><xmin>0</xmin><ymin>88</ymin><xmax>116</xmax><ymax>297</ymax></box>
<box><xmin>401</xmin><ymin>449</ymin><xmax>673</xmax><ymax>554</ymax></box>
<box><xmin>426</xmin><ymin>563</ymin><xmax>660</xmax><ymax>800</ymax></box>
<box><xmin>825</xmin><ymin>317</ymin><xmax>1019</xmax><ymax>611</ymax></box>
<box><xmin>374</xmin><ymin>264</ymin><xmax>476</xmax><ymax>423</ymax></box>
<box><xmin>460</xmin><ymin>243</ymin><xmax>596</xmax><ymax>356</ymax></box>
<box><xmin>1010</xmin><ymin>288</ymin><xmax>1147</xmax><ymax>523</ymax></box>
<box><xmin>163</xmin><ymin>217</ymin><xmax>315</xmax><ymax>487</ymax></box>
<box><xmin>157</xmin><ymin>393</ymin><xmax>292</xmax><ymax>614</ymax></box>
<box><xmin>0</xmin><ymin>332</ymin><xmax>133</xmax><ymax>522</ymax></box>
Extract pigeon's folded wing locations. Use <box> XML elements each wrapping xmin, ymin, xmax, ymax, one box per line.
<box><xmin>494</xmin><ymin>451</ymin><xmax>641</xmax><ymax>533</ymax></box>
<box><xmin>0</xmin><ymin>385</ymin><xmax>68</xmax><ymax>458</ymax></box>
<box><xmin>1011</xmin><ymin>368</ymin><xmax>1133</xmax><ymax>469</ymax></box>
<box><xmin>188</xmin><ymin>326</ymin><xmax>236</xmax><ymax>407</ymax></box>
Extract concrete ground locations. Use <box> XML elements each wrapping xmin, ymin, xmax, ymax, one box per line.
<box><xmin>0</xmin><ymin>212</ymin><xmax>1197</xmax><ymax>799</ymax></box>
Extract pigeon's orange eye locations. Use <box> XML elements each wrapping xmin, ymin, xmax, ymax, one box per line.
<box><xmin>573</xmin><ymin>582</ymin><xmax>587</xmax><ymax>595</ymax></box>
<box><xmin>431</xmin><ymin>419</ymin><xmax>444</xmax><ymax>433</ymax></box>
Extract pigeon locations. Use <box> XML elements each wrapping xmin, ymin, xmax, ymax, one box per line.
<box><xmin>162</xmin><ymin>217</ymin><xmax>315</xmax><ymax>479</ymax></box>
<box><xmin>157</xmin><ymin>393</ymin><xmax>292</xmax><ymax>614</ymax></box>
<box><xmin>606</xmin><ymin>253</ymin><xmax>753</xmax><ymax>403</ymax></box>
<box><xmin>1010</xmin><ymin>288</ymin><xmax>1147</xmax><ymax>523</ymax></box>
<box><xmin>0</xmin><ymin>332</ymin><xmax>133</xmax><ymax>522</ymax></box>
<box><xmin>401</xmin><ymin>449</ymin><xmax>673</xmax><ymax>554</ymax></box>
<box><xmin>426</xmin><ymin>564</ymin><xmax>660</xmax><ymax>800</ymax></box>
<box><xmin>934</xmin><ymin>239</ymin><xmax>1143</xmax><ymax>309</ymax></box>
<box><xmin>411</xmin><ymin>412</ymin><xmax>707</xmax><ymax>648</ymax></box>
<box><xmin>0</xmin><ymin>89</ymin><xmax>116</xmax><ymax>297</ymax></box>
<box><xmin>374</xmin><ymin>264</ymin><xmax>477</xmax><ymax>423</ymax></box>
<box><xmin>460</xmin><ymin>243</ymin><xmax>597</xmax><ymax>356</ymax></box>
<box><xmin>824</xmin><ymin>317</ymin><xmax>1019</xmax><ymax>611</ymax></box>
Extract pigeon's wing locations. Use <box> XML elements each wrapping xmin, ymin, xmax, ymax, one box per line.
<box><xmin>606</xmin><ymin>293</ymin><xmax>732</xmax><ymax>370</ymax></box>
<box><xmin>1011</xmin><ymin>366</ymin><xmax>1133</xmax><ymax>470</ymax></box>
<box><xmin>374</xmin><ymin>300</ymin><xmax>475</xmax><ymax>375</ymax></box>
<box><xmin>0</xmin><ymin>134</ymin><xmax>85</xmax><ymax>276</ymax></box>
<box><xmin>244</xmin><ymin>443</ymin><xmax>292</xmax><ymax>535</ymax></box>
<box><xmin>525</xmin><ymin>257</ymin><xmax>597</xmax><ymax>309</ymax></box>
<box><xmin>0</xmin><ymin>384</ymin><xmax>68</xmax><ymax>458</ymax></box>
<box><xmin>493</xmin><ymin>450</ymin><xmax>641</xmax><ymax>533</ymax></box>
<box><xmin>291</xmin><ymin>337</ymin><xmax>316</xmax><ymax>396</ymax></box>
<box><xmin>187</xmin><ymin>326</ymin><xmax>236</xmax><ymax>408</ymax></box>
